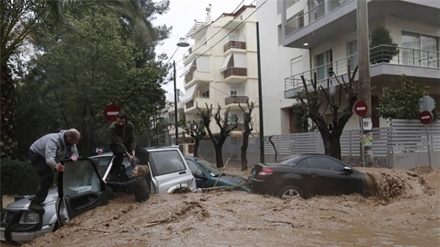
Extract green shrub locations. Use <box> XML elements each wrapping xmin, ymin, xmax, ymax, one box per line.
<box><xmin>1</xmin><ymin>158</ymin><xmax>38</xmax><ymax>196</ymax></box>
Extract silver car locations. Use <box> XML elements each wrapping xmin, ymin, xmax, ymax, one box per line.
<box><xmin>0</xmin><ymin>147</ymin><xmax>196</xmax><ymax>244</ymax></box>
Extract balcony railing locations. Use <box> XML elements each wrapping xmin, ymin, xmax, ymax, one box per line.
<box><xmin>222</xmin><ymin>67</ymin><xmax>247</xmax><ymax>78</ymax></box>
<box><xmin>284</xmin><ymin>0</ymin><xmax>353</xmax><ymax>37</ymax></box>
<box><xmin>185</xmin><ymin>72</ymin><xmax>194</xmax><ymax>84</ymax></box>
<box><xmin>185</xmin><ymin>100</ymin><xmax>194</xmax><ymax>109</ymax></box>
<box><xmin>225</xmin><ymin>96</ymin><xmax>249</xmax><ymax>105</ymax></box>
<box><xmin>284</xmin><ymin>45</ymin><xmax>440</xmax><ymax>93</ymax></box>
<box><xmin>224</xmin><ymin>41</ymin><xmax>247</xmax><ymax>52</ymax></box>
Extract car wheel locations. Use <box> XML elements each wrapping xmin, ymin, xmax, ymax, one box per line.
<box><xmin>278</xmin><ymin>185</ymin><xmax>303</xmax><ymax>199</ymax></box>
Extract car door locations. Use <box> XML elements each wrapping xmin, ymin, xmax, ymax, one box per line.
<box><xmin>186</xmin><ymin>159</ymin><xmax>209</xmax><ymax>188</ymax></box>
<box><xmin>306</xmin><ymin>156</ymin><xmax>353</xmax><ymax>196</ymax></box>
<box><xmin>59</xmin><ymin>159</ymin><xmax>108</xmax><ymax>224</ymax></box>
<box><xmin>148</xmin><ymin>149</ymin><xmax>195</xmax><ymax>193</ymax></box>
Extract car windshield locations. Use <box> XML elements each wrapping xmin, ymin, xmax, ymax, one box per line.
<box><xmin>149</xmin><ymin>150</ymin><xmax>186</xmax><ymax>175</ymax></box>
<box><xmin>196</xmin><ymin>159</ymin><xmax>222</xmax><ymax>177</ymax></box>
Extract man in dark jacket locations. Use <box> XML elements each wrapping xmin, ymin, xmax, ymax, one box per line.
<box><xmin>28</xmin><ymin>129</ymin><xmax>81</xmax><ymax>213</ymax></box>
<box><xmin>108</xmin><ymin>112</ymin><xmax>136</xmax><ymax>180</ymax></box>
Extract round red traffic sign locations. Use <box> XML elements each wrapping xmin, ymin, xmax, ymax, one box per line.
<box><xmin>419</xmin><ymin>111</ymin><xmax>433</xmax><ymax>125</ymax></box>
<box><xmin>354</xmin><ymin>101</ymin><xmax>368</xmax><ymax>116</ymax></box>
<box><xmin>104</xmin><ymin>104</ymin><xmax>121</xmax><ymax>121</ymax></box>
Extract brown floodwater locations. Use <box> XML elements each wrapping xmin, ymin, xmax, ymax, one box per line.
<box><xmin>3</xmin><ymin>166</ymin><xmax>439</xmax><ymax>247</ymax></box>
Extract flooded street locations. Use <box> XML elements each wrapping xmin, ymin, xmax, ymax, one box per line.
<box><xmin>5</xmin><ymin>166</ymin><xmax>439</xmax><ymax>247</ymax></box>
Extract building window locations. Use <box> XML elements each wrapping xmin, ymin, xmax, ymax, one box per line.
<box><xmin>230</xmin><ymin>114</ymin><xmax>238</xmax><ymax>123</ymax></box>
<box><xmin>277</xmin><ymin>0</ymin><xmax>300</xmax><ymax>15</ymax></box>
<box><xmin>309</xmin><ymin>0</ymin><xmax>325</xmax><ymax>22</ymax></box>
<box><xmin>285</xmin><ymin>11</ymin><xmax>304</xmax><ymax>36</ymax></box>
<box><xmin>402</xmin><ymin>31</ymin><xmax>438</xmax><ymax>68</ymax></box>
<box><xmin>315</xmin><ymin>50</ymin><xmax>332</xmax><ymax>80</ymax></box>
<box><xmin>347</xmin><ymin>40</ymin><xmax>358</xmax><ymax>71</ymax></box>
<box><xmin>230</xmin><ymin>86</ymin><xmax>238</xmax><ymax>96</ymax></box>
<box><xmin>201</xmin><ymin>90</ymin><xmax>209</xmax><ymax>98</ymax></box>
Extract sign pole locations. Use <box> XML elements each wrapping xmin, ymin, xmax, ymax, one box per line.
<box><xmin>359</xmin><ymin>116</ymin><xmax>365</xmax><ymax>167</ymax></box>
<box><xmin>425</xmin><ymin>123</ymin><xmax>432</xmax><ymax>168</ymax></box>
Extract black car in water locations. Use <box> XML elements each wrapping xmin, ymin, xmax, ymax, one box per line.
<box><xmin>248</xmin><ymin>154</ymin><xmax>367</xmax><ymax>199</ymax></box>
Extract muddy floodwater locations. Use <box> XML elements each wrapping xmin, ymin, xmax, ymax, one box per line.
<box><xmin>4</xmin><ymin>166</ymin><xmax>439</xmax><ymax>247</ymax></box>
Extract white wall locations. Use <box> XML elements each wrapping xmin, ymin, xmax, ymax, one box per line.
<box><xmin>257</xmin><ymin>0</ymin><xmax>309</xmax><ymax>135</ymax></box>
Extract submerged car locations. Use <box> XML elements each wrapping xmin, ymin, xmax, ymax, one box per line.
<box><xmin>185</xmin><ymin>157</ymin><xmax>248</xmax><ymax>191</ymax></box>
<box><xmin>248</xmin><ymin>154</ymin><xmax>367</xmax><ymax>199</ymax></box>
<box><xmin>1</xmin><ymin>147</ymin><xmax>196</xmax><ymax>244</ymax></box>
<box><xmin>92</xmin><ymin>147</ymin><xmax>197</xmax><ymax>194</ymax></box>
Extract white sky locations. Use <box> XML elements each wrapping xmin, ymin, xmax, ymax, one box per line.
<box><xmin>153</xmin><ymin>0</ymin><xmax>256</xmax><ymax>101</ymax></box>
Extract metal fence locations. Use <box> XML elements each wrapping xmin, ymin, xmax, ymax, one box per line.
<box><xmin>195</xmin><ymin>119</ymin><xmax>439</xmax><ymax>168</ymax></box>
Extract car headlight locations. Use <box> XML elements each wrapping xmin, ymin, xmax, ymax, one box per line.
<box><xmin>20</xmin><ymin>211</ymin><xmax>40</xmax><ymax>224</ymax></box>
<box><xmin>1</xmin><ymin>211</ymin><xmax>17</xmax><ymax>226</ymax></box>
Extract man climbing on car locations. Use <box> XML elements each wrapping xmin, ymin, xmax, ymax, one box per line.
<box><xmin>108</xmin><ymin>112</ymin><xmax>136</xmax><ymax>181</ymax></box>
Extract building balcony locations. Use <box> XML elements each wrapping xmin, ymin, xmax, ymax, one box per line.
<box><xmin>182</xmin><ymin>45</ymin><xmax>211</xmax><ymax>65</ymax></box>
<box><xmin>184</xmin><ymin>97</ymin><xmax>212</xmax><ymax>113</ymax></box>
<box><xmin>225</xmin><ymin>96</ymin><xmax>249</xmax><ymax>106</ymax></box>
<box><xmin>224</xmin><ymin>41</ymin><xmax>247</xmax><ymax>52</ymax></box>
<box><xmin>284</xmin><ymin>45</ymin><xmax>440</xmax><ymax>98</ymax></box>
<box><xmin>222</xmin><ymin>67</ymin><xmax>247</xmax><ymax>83</ymax></box>
<box><xmin>184</xmin><ymin>70</ymin><xmax>211</xmax><ymax>86</ymax></box>
<box><xmin>282</xmin><ymin>0</ymin><xmax>439</xmax><ymax>48</ymax></box>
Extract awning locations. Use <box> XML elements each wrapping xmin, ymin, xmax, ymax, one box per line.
<box><xmin>181</xmin><ymin>84</ymin><xmax>198</xmax><ymax>103</ymax></box>
<box><xmin>220</xmin><ymin>54</ymin><xmax>232</xmax><ymax>72</ymax></box>
<box><xmin>220</xmin><ymin>53</ymin><xmax>247</xmax><ymax>72</ymax></box>
<box><xmin>180</xmin><ymin>59</ymin><xmax>196</xmax><ymax>78</ymax></box>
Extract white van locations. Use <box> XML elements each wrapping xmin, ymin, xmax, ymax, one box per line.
<box><xmin>92</xmin><ymin>147</ymin><xmax>197</xmax><ymax>194</ymax></box>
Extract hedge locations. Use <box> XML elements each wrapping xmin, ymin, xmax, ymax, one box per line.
<box><xmin>1</xmin><ymin>158</ymin><xmax>39</xmax><ymax>196</ymax></box>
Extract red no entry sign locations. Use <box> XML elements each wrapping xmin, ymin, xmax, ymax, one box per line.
<box><xmin>354</xmin><ymin>101</ymin><xmax>368</xmax><ymax>117</ymax></box>
<box><xmin>104</xmin><ymin>104</ymin><xmax>121</xmax><ymax>121</ymax></box>
<box><xmin>419</xmin><ymin>111</ymin><xmax>433</xmax><ymax>125</ymax></box>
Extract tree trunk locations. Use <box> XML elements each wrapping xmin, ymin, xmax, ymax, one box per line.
<box><xmin>193</xmin><ymin>139</ymin><xmax>200</xmax><ymax>157</ymax></box>
<box><xmin>214</xmin><ymin>143</ymin><xmax>223</xmax><ymax>168</ymax></box>
<box><xmin>321</xmin><ymin>131</ymin><xmax>342</xmax><ymax>160</ymax></box>
<box><xmin>1</xmin><ymin>64</ymin><xmax>17</xmax><ymax>158</ymax></box>
<box><xmin>240</xmin><ymin>133</ymin><xmax>249</xmax><ymax>171</ymax></box>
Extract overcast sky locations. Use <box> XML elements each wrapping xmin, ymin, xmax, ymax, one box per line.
<box><xmin>153</xmin><ymin>0</ymin><xmax>256</xmax><ymax>99</ymax></box>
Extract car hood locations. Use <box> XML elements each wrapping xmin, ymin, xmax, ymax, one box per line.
<box><xmin>5</xmin><ymin>188</ymin><xmax>58</xmax><ymax>210</ymax></box>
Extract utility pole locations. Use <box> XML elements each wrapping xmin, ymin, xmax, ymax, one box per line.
<box><xmin>256</xmin><ymin>21</ymin><xmax>265</xmax><ymax>163</ymax></box>
<box><xmin>173</xmin><ymin>60</ymin><xmax>179</xmax><ymax>146</ymax></box>
<box><xmin>357</xmin><ymin>0</ymin><xmax>374</xmax><ymax>166</ymax></box>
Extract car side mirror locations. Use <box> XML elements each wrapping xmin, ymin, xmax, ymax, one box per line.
<box><xmin>343</xmin><ymin>166</ymin><xmax>353</xmax><ymax>174</ymax></box>
<box><xmin>194</xmin><ymin>172</ymin><xmax>207</xmax><ymax>179</ymax></box>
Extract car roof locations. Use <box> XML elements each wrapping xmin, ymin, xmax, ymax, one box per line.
<box><xmin>90</xmin><ymin>146</ymin><xmax>181</xmax><ymax>159</ymax></box>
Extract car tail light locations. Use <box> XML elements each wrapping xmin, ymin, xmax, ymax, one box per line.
<box><xmin>255</xmin><ymin>167</ymin><xmax>273</xmax><ymax>179</ymax></box>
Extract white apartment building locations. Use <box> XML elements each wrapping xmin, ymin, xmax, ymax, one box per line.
<box><xmin>258</xmin><ymin>0</ymin><xmax>440</xmax><ymax>134</ymax></box>
<box><xmin>176</xmin><ymin>5</ymin><xmax>260</xmax><ymax>138</ymax></box>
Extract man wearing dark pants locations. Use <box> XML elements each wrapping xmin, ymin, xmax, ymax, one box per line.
<box><xmin>28</xmin><ymin>129</ymin><xmax>81</xmax><ymax>213</ymax></box>
<box><xmin>108</xmin><ymin>112</ymin><xmax>136</xmax><ymax>181</ymax></box>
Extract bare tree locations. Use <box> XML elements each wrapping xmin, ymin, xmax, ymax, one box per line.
<box><xmin>238</xmin><ymin>100</ymin><xmax>254</xmax><ymax>171</ymax></box>
<box><xmin>197</xmin><ymin>103</ymin><xmax>238</xmax><ymax>168</ymax></box>
<box><xmin>298</xmin><ymin>66</ymin><xmax>359</xmax><ymax>160</ymax></box>
<box><xmin>184</xmin><ymin>116</ymin><xmax>206</xmax><ymax>157</ymax></box>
